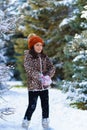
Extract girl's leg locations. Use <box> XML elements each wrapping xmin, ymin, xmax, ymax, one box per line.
<box><xmin>40</xmin><ymin>90</ymin><xmax>49</xmax><ymax>119</ymax></box>
<box><xmin>24</xmin><ymin>91</ymin><xmax>38</xmax><ymax>121</ymax></box>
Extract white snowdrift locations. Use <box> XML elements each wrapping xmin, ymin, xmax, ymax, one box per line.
<box><xmin>0</xmin><ymin>87</ymin><xmax>87</xmax><ymax>130</ymax></box>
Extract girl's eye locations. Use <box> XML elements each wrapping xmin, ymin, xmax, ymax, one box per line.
<box><xmin>36</xmin><ymin>44</ymin><xmax>43</xmax><ymax>46</ymax></box>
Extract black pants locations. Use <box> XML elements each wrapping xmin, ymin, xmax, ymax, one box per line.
<box><xmin>24</xmin><ymin>89</ymin><xmax>49</xmax><ymax>121</ymax></box>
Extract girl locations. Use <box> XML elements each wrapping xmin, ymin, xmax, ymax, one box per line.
<box><xmin>22</xmin><ymin>34</ymin><xmax>55</xmax><ymax>129</ymax></box>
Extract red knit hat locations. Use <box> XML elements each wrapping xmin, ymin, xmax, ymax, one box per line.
<box><xmin>28</xmin><ymin>35</ymin><xmax>44</xmax><ymax>49</ymax></box>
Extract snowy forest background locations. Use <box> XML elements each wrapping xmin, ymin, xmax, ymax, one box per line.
<box><xmin>0</xmin><ymin>0</ymin><xmax>87</xmax><ymax>115</ymax></box>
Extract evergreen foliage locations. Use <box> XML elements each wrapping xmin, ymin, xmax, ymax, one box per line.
<box><xmin>64</xmin><ymin>30</ymin><xmax>87</xmax><ymax>81</ymax></box>
<box><xmin>62</xmin><ymin>30</ymin><xmax>87</xmax><ymax>109</ymax></box>
<box><xmin>0</xmin><ymin>0</ymin><xmax>87</xmax><ymax>109</ymax></box>
<box><xmin>0</xmin><ymin>0</ymin><xmax>86</xmax><ymax>109</ymax></box>
<box><xmin>13</xmin><ymin>0</ymin><xmax>70</xmax><ymax>83</ymax></box>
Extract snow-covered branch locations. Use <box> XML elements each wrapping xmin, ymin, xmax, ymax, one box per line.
<box><xmin>81</xmin><ymin>5</ymin><xmax>87</xmax><ymax>20</ymax></box>
<box><xmin>0</xmin><ymin>17</ymin><xmax>19</xmax><ymax>34</ymax></box>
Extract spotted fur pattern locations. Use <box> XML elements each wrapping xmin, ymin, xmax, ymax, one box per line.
<box><xmin>24</xmin><ymin>50</ymin><xmax>55</xmax><ymax>91</ymax></box>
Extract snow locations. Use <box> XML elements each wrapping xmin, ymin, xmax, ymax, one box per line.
<box><xmin>81</xmin><ymin>5</ymin><xmax>87</xmax><ymax>20</ymax></box>
<box><xmin>9</xmin><ymin>0</ymin><xmax>17</xmax><ymax>4</ymax></box>
<box><xmin>6</xmin><ymin>81</ymin><xmax>23</xmax><ymax>86</ymax></box>
<box><xmin>54</xmin><ymin>0</ymin><xmax>77</xmax><ymax>7</ymax></box>
<box><xmin>59</xmin><ymin>16</ymin><xmax>76</xmax><ymax>28</ymax></box>
<box><xmin>73</xmin><ymin>54</ymin><xmax>86</xmax><ymax>62</ymax></box>
<box><xmin>0</xmin><ymin>84</ymin><xmax>87</xmax><ymax>130</ymax></box>
<box><xmin>18</xmin><ymin>25</ymin><xmax>26</xmax><ymax>31</ymax></box>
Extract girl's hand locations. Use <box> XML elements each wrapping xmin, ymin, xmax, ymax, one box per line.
<box><xmin>39</xmin><ymin>74</ymin><xmax>52</xmax><ymax>86</ymax></box>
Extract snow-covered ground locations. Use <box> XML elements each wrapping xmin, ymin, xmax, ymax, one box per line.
<box><xmin>0</xmin><ymin>86</ymin><xmax>87</xmax><ymax>130</ymax></box>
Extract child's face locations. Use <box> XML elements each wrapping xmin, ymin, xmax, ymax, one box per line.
<box><xmin>34</xmin><ymin>42</ymin><xmax>43</xmax><ymax>53</ymax></box>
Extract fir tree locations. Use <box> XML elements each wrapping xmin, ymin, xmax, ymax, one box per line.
<box><xmin>13</xmin><ymin>0</ymin><xmax>69</xmax><ymax>83</ymax></box>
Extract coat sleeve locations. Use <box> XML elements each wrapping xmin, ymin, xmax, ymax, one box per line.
<box><xmin>44</xmin><ymin>56</ymin><xmax>55</xmax><ymax>78</ymax></box>
<box><xmin>24</xmin><ymin>50</ymin><xmax>39</xmax><ymax>80</ymax></box>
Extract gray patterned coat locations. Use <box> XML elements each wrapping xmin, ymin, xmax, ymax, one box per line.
<box><xmin>24</xmin><ymin>50</ymin><xmax>55</xmax><ymax>91</ymax></box>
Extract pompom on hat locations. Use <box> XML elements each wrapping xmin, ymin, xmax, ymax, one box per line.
<box><xmin>28</xmin><ymin>33</ymin><xmax>44</xmax><ymax>49</ymax></box>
